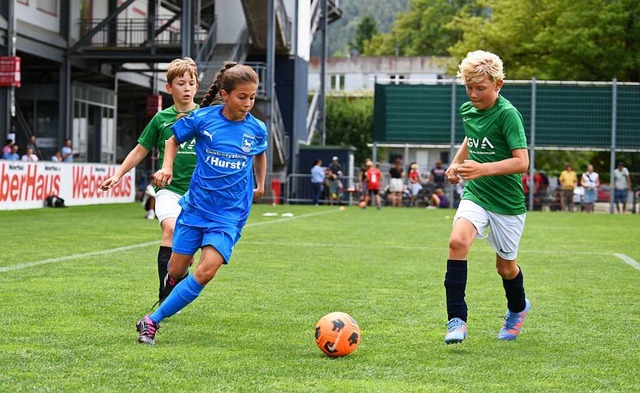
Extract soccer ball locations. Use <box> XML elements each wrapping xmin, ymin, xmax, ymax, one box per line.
<box><xmin>314</xmin><ymin>312</ymin><xmax>361</xmax><ymax>357</ymax></box>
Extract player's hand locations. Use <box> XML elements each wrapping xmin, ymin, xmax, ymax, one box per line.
<box><xmin>100</xmin><ymin>176</ymin><xmax>120</xmax><ymax>191</ymax></box>
<box><xmin>445</xmin><ymin>163</ymin><xmax>461</xmax><ymax>184</ymax></box>
<box><xmin>457</xmin><ymin>160</ymin><xmax>483</xmax><ymax>180</ymax></box>
<box><xmin>154</xmin><ymin>168</ymin><xmax>173</xmax><ymax>188</ymax></box>
<box><xmin>253</xmin><ymin>186</ymin><xmax>265</xmax><ymax>202</ymax></box>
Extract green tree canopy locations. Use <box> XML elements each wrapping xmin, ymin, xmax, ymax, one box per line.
<box><xmin>350</xmin><ymin>15</ymin><xmax>378</xmax><ymax>55</ymax></box>
<box><xmin>446</xmin><ymin>0</ymin><xmax>640</xmax><ymax>81</ymax></box>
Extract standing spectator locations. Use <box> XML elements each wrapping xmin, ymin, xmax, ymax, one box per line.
<box><xmin>2</xmin><ymin>144</ymin><xmax>20</xmax><ymax>160</ymax></box>
<box><xmin>363</xmin><ymin>159</ymin><xmax>382</xmax><ymax>209</ymax></box>
<box><xmin>310</xmin><ymin>159</ymin><xmax>325</xmax><ymax>206</ymax></box>
<box><xmin>21</xmin><ymin>146</ymin><xmax>39</xmax><ymax>161</ymax></box>
<box><xmin>388</xmin><ymin>158</ymin><xmax>404</xmax><ymax>207</ymax></box>
<box><xmin>100</xmin><ymin>57</ymin><xmax>200</xmax><ymax>304</ymax></box>
<box><xmin>357</xmin><ymin>159</ymin><xmax>370</xmax><ymax>203</ymax></box>
<box><xmin>558</xmin><ymin>164</ymin><xmax>578</xmax><ymax>212</ymax></box>
<box><xmin>408</xmin><ymin>162</ymin><xmax>423</xmax><ymax>206</ymax></box>
<box><xmin>430</xmin><ymin>160</ymin><xmax>447</xmax><ymax>189</ymax></box>
<box><xmin>26</xmin><ymin>135</ymin><xmax>43</xmax><ymax>160</ymax></box>
<box><xmin>60</xmin><ymin>138</ymin><xmax>74</xmax><ymax>162</ymax></box>
<box><xmin>580</xmin><ymin>164</ymin><xmax>599</xmax><ymax>213</ymax></box>
<box><xmin>135</xmin><ymin>61</ymin><xmax>267</xmax><ymax>345</ymax></box>
<box><xmin>327</xmin><ymin>156</ymin><xmax>343</xmax><ymax>204</ymax></box>
<box><xmin>443</xmin><ymin>50</ymin><xmax>530</xmax><ymax>345</ymax></box>
<box><xmin>613</xmin><ymin>162</ymin><xmax>631</xmax><ymax>213</ymax></box>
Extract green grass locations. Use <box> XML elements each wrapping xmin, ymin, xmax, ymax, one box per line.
<box><xmin>1</xmin><ymin>203</ymin><xmax>639</xmax><ymax>392</ymax></box>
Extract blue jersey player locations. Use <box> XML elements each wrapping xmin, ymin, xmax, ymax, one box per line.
<box><xmin>136</xmin><ymin>62</ymin><xmax>268</xmax><ymax>345</ymax></box>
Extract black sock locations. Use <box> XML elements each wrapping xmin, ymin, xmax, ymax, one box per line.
<box><xmin>503</xmin><ymin>266</ymin><xmax>526</xmax><ymax>313</ymax></box>
<box><xmin>157</xmin><ymin>246</ymin><xmax>172</xmax><ymax>300</ymax></box>
<box><xmin>444</xmin><ymin>259</ymin><xmax>468</xmax><ymax>322</ymax></box>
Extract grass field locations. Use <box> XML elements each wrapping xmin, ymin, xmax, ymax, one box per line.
<box><xmin>1</xmin><ymin>203</ymin><xmax>639</xmax><ymax>392</ymax></box>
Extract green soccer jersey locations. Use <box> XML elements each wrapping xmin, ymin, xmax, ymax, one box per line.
<box><xmin>137</xmin><ymin>105</ymin><xmax>199</xmax><ymax>195</ymax></box>
<box><xmin>459</xmin><ymin>96</ymin><xmax>528</xmax><ymax>215</ymax></box>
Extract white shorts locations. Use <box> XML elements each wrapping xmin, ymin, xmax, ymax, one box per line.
<box><xmin>453</xmin><ymin>199</ymin><xmax>525</xmax><ymax>261</ymax></box>
<box><xmin>410</xmin><ymin>183</ymin><xmax>423</xmax><ymax>196</ymax></box>
<box><xmin>389</xmin><ymin>178</ymin><xmax>404</xmax><ymax>192</ymax></box>
<box><xmin>154</xmin><ymin>189</ymin><xmax>183</xmax><ymax>224</ymax></box>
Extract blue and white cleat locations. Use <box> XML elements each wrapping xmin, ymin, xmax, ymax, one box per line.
<box><xmin>444</xmin><ymin>317</ymin><xmax>467</xmax><ymax>344</ymax></box>
<box><xmin>498</xmin><ymin>299</ymin><xmax>531</xmax><ymax>340</ymax></box>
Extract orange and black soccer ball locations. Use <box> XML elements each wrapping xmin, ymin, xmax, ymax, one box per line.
<box><xmin>314</xmin><ymin>312</ymin><xmax>361</xmax><ymax>357</ymax></box>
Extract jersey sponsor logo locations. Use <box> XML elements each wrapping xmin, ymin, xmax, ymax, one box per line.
<box><xmin>241</xmin><ymin>134</ymin><xmax>256</xmax><ymax>153</ymax></box>
<box><xmin>204</xmin><ymin>154</ymin><xmax>247</xmax><ymax>170</ymax></box>
<box><xmin>468</xmin><ymin>136</ymin><xmax>494</xmax><ymax>149</ymax></box>
<box><xmin>178</xmin><ymin>138</ymin><xmax>196</xmax><ymax>153</ymax></box>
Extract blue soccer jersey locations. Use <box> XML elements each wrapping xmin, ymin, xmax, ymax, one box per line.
<box><xmin>171</xmin><ymin>105</ymin><xmax>268</xmax><ymax>225</ymax></box>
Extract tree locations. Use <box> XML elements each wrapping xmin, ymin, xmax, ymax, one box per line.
<box><xmin>350</xmin><ymin>15</ymin><xmax>378</xmax><ymax>55</ymax></box>
<box><xmin>447</xmin><ymin>0</ymin><xmax>640</xmax><ymax>81</ymax></box>
<box><xmin>324</xmin><ymin>96</ymin><xmax>374</xmax><ymax>164</ymax></box>
<box><xmin>363</xmin><ymin>0</ymin><xmax>477</xmax><ymax>56</ymax></box>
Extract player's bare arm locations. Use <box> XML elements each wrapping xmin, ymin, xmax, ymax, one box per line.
<box><xmin>457</xmin><ymin>148</ymin><xmax>529</xmax><ymax>180</ymax></box>
<box><xmin>252</xmin><ymin>152</ymin><xmax>267</xmax><ymax>200</ymax></box>
<box><xmin>155</xmin><ymin>136</ymin><xmax>179</xmax><ymax>187</ymax></box>
<box><xmin>100</xmin><ymin>144</ymin><xmax>150</xmax><ymax>190</ymax></box>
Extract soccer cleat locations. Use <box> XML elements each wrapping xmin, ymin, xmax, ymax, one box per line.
<box><xmin>498</xmin><ymin>298</ymin><xmax>531</xmax><ymax>340</ymax></box>
<box><xmin>444</xmin><ymin>317</ymin><xmax>467</xmax><ymax>344</ymax></box>
<box><xmin>136</xmin><ymin>315</ymin><xmax>159</xmax><ymax>345</ymax></box>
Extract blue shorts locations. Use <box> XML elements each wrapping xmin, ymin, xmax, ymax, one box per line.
<box><xmin>614</xmin><ymin>189</ymin><xmax>628</xmax><ymax>203</ymax></box>
<box><xmin>172</xmin><ymin>209</ymin><xmax>243</xmax><ymax>264</ymax></box>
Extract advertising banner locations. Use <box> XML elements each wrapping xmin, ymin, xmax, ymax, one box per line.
<box><xmin>0</xmin><ymin>161</ymin><xmax>135</xmax><ymax>210</ymax></box>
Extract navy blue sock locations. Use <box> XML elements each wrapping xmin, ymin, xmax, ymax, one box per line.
<box><xmin>149</xmin><ymin>274</ymin><xmax>205</xmax><ymax>324</ymax></box>
<box><xmin>503</xmin><ymin>267</ymin><xmax>526</xmax><ymax>313</ymax></box>
<box><xmin>444</xmin><ymin>259</ymin><xmax>468</xmax><ymax>322</ymax></box>
<box><xmin>157</xmin><ymin>246</ymin><xmax>172</xmax><ymax>299</ymax></box>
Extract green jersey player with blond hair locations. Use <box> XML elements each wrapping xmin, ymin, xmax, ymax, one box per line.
<box><xmin>443</xmin><ymin>50</ymin><xmax>531</xmax><ymax>344</ymax></box>
<box><xmin>100</xmin><ymin>57</ymin><xmax>199</xmax><ymax>304</ymax></box>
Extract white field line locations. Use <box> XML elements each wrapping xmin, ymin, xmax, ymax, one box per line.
<box><xmin>0</xmin><ymin>209</ymin><xmax>340</xmax><ymax>274</ymax></box>
<box><xmin>613</xmin><ymin>253</ymin><xmax>640</xmax><ymax>271</ymax></box>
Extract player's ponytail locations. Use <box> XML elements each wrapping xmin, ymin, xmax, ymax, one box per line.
<box><xmin>200</xmin><ymin>61</ymin><xmax>259</xmax><ymax>108</ymax></box>
<box><xmin>200</xmin><ymin>62</ymin><xmax>238</xmax><ymax>107</ymax></box>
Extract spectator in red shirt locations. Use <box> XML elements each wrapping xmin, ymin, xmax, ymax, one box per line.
<box><xmin>363</xmin><ymin>160</ymin><xmax>382</xmax><ymax>209</ymax></box>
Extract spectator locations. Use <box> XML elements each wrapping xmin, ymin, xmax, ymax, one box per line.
<box><xmin>327</xmin><ymin>156</ymin><xmax>343</xmax><ymax>205</ymax></box>
<box><xmin>2</xmin><ymin>144</ymin><xmax>20</xmax><ymax>160</ymax></box>
<box><xmin>408</xmin><ymin>162</ymin><xmax>423</xmax><ymax>206</ymax></box>
<box><xmin>522</xmin><ymin>170</ymin><xmax>543</xmax><ymax>210</ymax></box>
<box><xmin>430</xmin><ymin>160</ymin><xmax>447</xmax><ymax>189</ymax></box>
<box><xmin>310</xmin><ymin>159</ymin><xmax>325</xmax><ymax>206</ymax></box>
<box><xmin>558</xmin><ymin>164</ymin><xmax>578</xmax><ymax>212</ymax></box>
<box><xmin>363</xmin><ymin>159</ymin><xmax>382</xmax><ymax>209</ymax></box>
<box><xmin>389</xmin><ymin>158</ymin><xmax>404</xmax><ymax>207</ymax></box>
<box><xmin>142</xmin><ymin>181</ymin><xmax>157</xmax><ymax>220</ymax></box>
<box><xmin>613</xmin><ymin>162</ymin><xmax>631</xmax><ymax>213</ymax></box>
<box><xmin>21</xmin><ymin>146</ymin><xmax>39</xmax><ymax>162</ymax></box>
<box><xmin>357</xmin><ymin>159</ymin><xmax>370</xmax><ymax>203</ymax></box>
<box><xmin>51</xmin><ymin>151</ymin><xmax>63</xmax><ymax>162</ymax></box>
<box><xmin>60</xmin><ymin>138</ymin><xmax>75</xmax><ymax>162</ymax></box>
<box><xmin>26</xmin><ymin>135</ymin><xmax>43</xmax><ymax>160</ymax></box>
<box><xmin>2</xmin><ymin>139</ymin><xmax>13</xmax><ymax>155</ymax></box>
<box><xmin>430</xmin><ymin>188</ymin><xmax>450</xmax><ymax>208</ymax></box>
<box><xmin>580</xmin><ymin>164</ymin><xmax>599</xmax><ymax>213</ymax></box>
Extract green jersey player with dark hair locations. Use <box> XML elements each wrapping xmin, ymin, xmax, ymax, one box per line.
<box><xmin>443</xmin><ymin>50</ymin><xmax>531</xmax><ymax>344</ymax></box>
<box><xmin>100</xmin><ymin>57</ymin><xmax>199</xmax><ymax>304</ymax></box>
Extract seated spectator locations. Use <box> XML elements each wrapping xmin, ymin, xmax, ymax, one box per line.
<box><xmin>21</xmin><ymin>146</ymin><xmax>39</xmax><ymax>162</ymax></box>
<box><xmin>2</xmin><ymin>139</ymin><xmax>13</xmax><ymax>155</ymax></box>
<box><xmin>430</xmin><ymin>188</ymin><xmax>450</xmax><ymax>208</ymax></box>
<box><xmin>60</xmin><ymin>138</ymin><xmax>75</xmax><ymax>162</ymax></box>
<box><xmin>51</xmin><ymin>151</ymin><xmax>63</xmax><ymax>162</ymax></box>
<box><xmin>2</xmin><ymin>144</ymin><xmax>20</xmax><ymax>160</ymax></box>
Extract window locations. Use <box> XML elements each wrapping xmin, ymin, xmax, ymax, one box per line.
<box><xmin>330</xmin><ymin>74</ymin><xmax>345</xmax><ymax>91</ymax></box>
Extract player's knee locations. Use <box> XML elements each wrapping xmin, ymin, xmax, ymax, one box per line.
<box><xmin>496</xmin><ymin>264</ymin><xmax>518</xmax><ymax>279</ymax></box>
<box><xmin>448</xmin><ymin>236</ymin><xmax>470</xmax><ymax>254</ymax></box>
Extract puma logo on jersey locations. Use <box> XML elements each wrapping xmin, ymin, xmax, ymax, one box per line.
<box><xmin>203</xmin><ymin>130</ymin><xmax>215</xmax><ymax>141</ymax></box>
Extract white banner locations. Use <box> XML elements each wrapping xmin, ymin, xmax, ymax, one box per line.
<box><xmin>0</xmin><ymin>160</ymin><xmax>135</xmax><ymax>210</ymax></box>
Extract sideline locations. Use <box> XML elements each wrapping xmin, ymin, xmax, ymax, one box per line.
<box><xmin>0</xmin><ymin>209</ymin><xmax>340</xmax><ymax>274</ymax></box>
